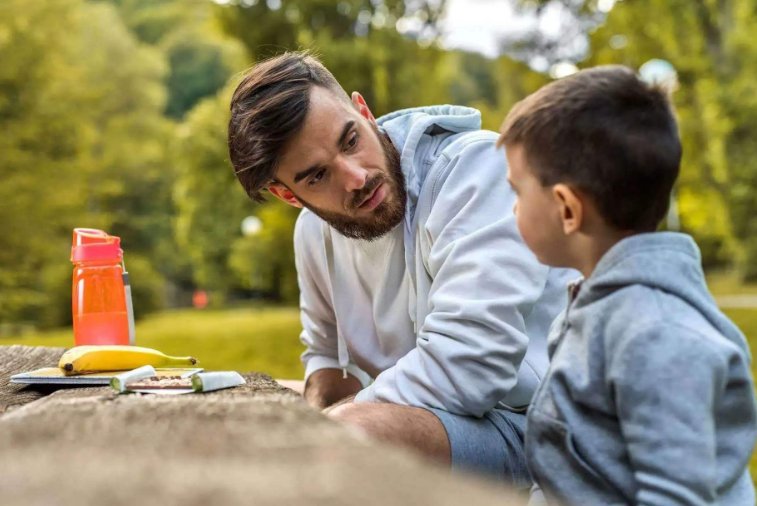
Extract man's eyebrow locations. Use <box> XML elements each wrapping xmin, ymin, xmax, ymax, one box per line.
<box><xmin>337</xmin><ymin>120</ymin><xmax>356</xmax><ymax>147</ymax></box>
<box><xmin>293</xmin><ymin>164</ymin><xmax>323</xmax><ymax>184</ymax></box>
<box><xmin>293</xmin><ymin>120</ymin><xmax>356</xmax><ymax>184</ymax></box>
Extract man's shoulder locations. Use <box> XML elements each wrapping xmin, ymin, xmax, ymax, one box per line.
<box><xmin>421</xmin><ymin>128</ymin><xmax>510</xmax><ymax>200</ymax></box>
<box><xmin>294</xmin><ymin>209</ymin><xmax>326</xmax><ymax>243</ymax></box>
<box><xmin>437</xmin><ymin>129</ymin><xmax>499</xmax><ymax>158</ymax></box>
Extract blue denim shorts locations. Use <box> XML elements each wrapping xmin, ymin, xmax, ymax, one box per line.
<box><xmin>426</xmin><ymin>407</ymin><xmax>531</xmax><ymax>488</ymax></box>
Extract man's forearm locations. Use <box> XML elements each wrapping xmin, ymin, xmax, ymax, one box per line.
<box><xmin>304</xmin><ymin>368</ymin><xmax>362</xmax><ymax>409</ymax></box>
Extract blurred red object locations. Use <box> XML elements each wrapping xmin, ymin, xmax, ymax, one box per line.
<box><xmin>192</xmin><ymin>290</ymin><xmax>208</xmax><ymax>309</ymax></box>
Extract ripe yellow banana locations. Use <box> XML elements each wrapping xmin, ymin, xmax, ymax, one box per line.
<box><xmin>59</xmin><ymin>345</ymin><xmax>197</xmax><ymax>375</ymax></box>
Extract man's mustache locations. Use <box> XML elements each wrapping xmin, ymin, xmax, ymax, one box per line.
<box><xmin>349</xmin><ymin>174</ymin><xmax>385</xmax><ymax>210</ymax></box>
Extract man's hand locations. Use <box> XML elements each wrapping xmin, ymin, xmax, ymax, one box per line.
<box><xmin>303</xmin><ymin>368</ymin><xmax>362</xmax><ymax>410</ymax></box>
<box><xmin>322</xmin><ymin>394</ymin><xmax>356</xmax><ymax>415</ymax></box>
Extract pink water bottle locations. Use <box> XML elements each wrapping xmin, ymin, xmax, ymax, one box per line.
<box><xmin>71</xmin><ymin>228</ymin><xmax>135</xmax><ymax>346</ymax></box>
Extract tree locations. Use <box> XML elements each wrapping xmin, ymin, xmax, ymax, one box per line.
<box><xmin>0</xmin><ymin>0</ymin><xmax>171</xmax><ymax>326</ymax></box>
<box><xmin>104</xmin><ymin>0</ymin><xmax>248</xmax><ymax>119</ymax></box>
<box><xmin>173</xmin><ymin>85</ymin><xmax>252</xmax><ymax>300</ymax></box>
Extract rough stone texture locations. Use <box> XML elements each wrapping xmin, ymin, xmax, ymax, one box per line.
<box><xmin>0</xmin><ymin>345</ymin><xmax>526</xmax><ymax>506</ymax></box>
<box><xmin>0</xmin><ymin>345</ymin><xmax>68</xmax><ymax>413</ymax></box>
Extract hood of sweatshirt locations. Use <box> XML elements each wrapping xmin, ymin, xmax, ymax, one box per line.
<box><xmin>377</xmin><ymin>105</ymin><xmax>482</xmax><ymax>221</ymax></box>
<box><xmin>576</xmin><ymin>232</ymin><xmax>749</xmax><ymax>356</ymax></box>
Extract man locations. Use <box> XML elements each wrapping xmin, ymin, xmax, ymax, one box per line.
<box><xmin>227</xmin><ymin>52</ymin><xmax>573</xmax><ymax>486</ymax></box>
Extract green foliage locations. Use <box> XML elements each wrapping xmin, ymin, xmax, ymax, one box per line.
<box><xmin>173</xmin><ymin>85</ymin><xmax>252</xmax><ymax>297</ymax></box>
<box><xmin>0</xmin><ymin>0</ymin><xmax>170</xmax><ymax>326</ymax></box>
<box><xmin>4</xmin><ymin>0</ymin><xmax>756</xmax><ymax>328</ymax></box>
<box><xmin>105</xmin><ymin>0</ymin><xmax>247</xmax><ymax>119</ymax></box>
<box><xmin>228</xmin><ymin>202</ymin><xmax>301</xmax><ymax>303</ymax></box>
<box><xmin>162</xmin><ymin>28</ymin><xmax>237</xmax><ymax>118</ymax></box>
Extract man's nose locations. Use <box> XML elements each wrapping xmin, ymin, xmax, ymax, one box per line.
<box><xmin>338</xmin><ymin>158</ymin><xmax>369</xmax><ymax>192</ymax></box>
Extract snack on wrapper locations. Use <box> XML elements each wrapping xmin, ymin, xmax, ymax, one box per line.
<box><xmin>110</xmin><ymin>365</ymin><xmax>157</xmax><ymax>393</ymax></box>
<box><xmin>111</xmin><ymin>370</ymin><xmax>245</xmax><ymax>394</ymax></box>
<box><xmin>191</xmin><ymin>371</ymin><xmax>246</xmax><ymax>392</ymax></box>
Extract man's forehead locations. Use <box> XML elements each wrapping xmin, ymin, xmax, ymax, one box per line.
<box><xmin>275</xmin><ymin>88</ymin><xmax>357</xmax><ymax>180</ymax></box>
<box><xmin>308</xmin><ymin>86</ymin><xmax>354</xmax><ymax>119</ymax></box>
<box><xmin>292</xmin><ymin>94</ymin><xmax>354</xmax><ymax>149</ymax></box>
<box><xmin>291</xmin><ymin>88</ymin><xmax>350</xmax><ymax>142</ymax></box>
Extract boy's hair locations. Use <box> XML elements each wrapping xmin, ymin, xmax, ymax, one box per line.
<box><xmin>228</xmin><ymin>51</ymin><xmax>350</xmax><ymax>202</ymax></box>
<box><xmin>498</xmin><ymin>65</ymin><xmax>681</xmax><ymax>232</ymax></box>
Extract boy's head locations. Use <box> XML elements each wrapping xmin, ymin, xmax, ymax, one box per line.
<box><xmin>498</xmin><ymin>65</ymin><xmax>681</xmax><ymax>268</ymax></box>
<box><xmin>228</xmin><ymin>51</ymin><xmax>405</xmax><ymax>241</ymax></box>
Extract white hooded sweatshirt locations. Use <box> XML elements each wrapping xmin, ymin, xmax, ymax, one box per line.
<box><xmin>294</xmin><ymin>105</ymin><xmax>574</xmax><ymax>417</ymax></box>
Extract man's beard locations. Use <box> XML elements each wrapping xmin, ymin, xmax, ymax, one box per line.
<box><xmin>296</xmin><ymin>128</ymin><xmax>406</xmax><ymax>241</ymax></box>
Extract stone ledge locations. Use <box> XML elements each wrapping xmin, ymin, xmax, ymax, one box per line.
<box><xmin>0</xmin><ymin>345</ymin><xmax>525</xmax><ymax>505</ymax></box>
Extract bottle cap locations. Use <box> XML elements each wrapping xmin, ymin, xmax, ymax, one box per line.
<box><xmin>71</xmin><ymin>228</ymin><xmax>123</xmax><ymax>263</ymax></box>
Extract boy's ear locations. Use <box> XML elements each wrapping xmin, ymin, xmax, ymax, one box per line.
<box><xmin>351</xmin><ymin>92</ymin><xmax>376</xmax><ymax>124</ymax></box>
<box><xmin>553</xmin><ymin>184</ymin><xmax>583</xmax><ymax>235</ymax></box>
<box><xmin>268</xmin><ymin>183</ymin><xmax>303</xmax><ymax>208</ymax></box>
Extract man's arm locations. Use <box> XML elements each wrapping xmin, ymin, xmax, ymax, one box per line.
<box><xmin>355</xmin><ymin>134</ymin><xmax>551</xmax><ymax>416</ymax></box>
<box><xmin>303</xmin><ymin>368</ymin><xmax>361</xmax><ymax>409</ymax></box>
<box><xmin>294</xmin><ymin>211</ymin><xmax>372</xmax><ymax>405</ymax></box>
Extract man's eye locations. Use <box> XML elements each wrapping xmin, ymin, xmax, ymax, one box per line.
<box><xmin>345</xmin><ymin>132</ymin><xmax>359</xmax><ymax>151</ymax></box>
<box><xmin>308</xmin><ymin>169</ymin><xmax>326</xmax><ymax>186</ymax></box>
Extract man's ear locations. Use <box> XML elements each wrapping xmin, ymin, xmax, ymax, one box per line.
<box><xmin>268</xmin><ymin>183</ymin><xmax>303</xmax><ymax>208</ymax></box>
<box><xmin>351</xmin><ymin>92</ymin><xmax>376</xmax><ymax>124</ymax></box>
<box><xmin>553</xmin><ymin>184</ymin><xmax>583</xmax><ymax>235</ymax></box>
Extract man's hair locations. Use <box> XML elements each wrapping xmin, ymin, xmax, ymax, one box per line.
<box><xmin>228</xmin><ymin>52</ymin><xmax>349</xmax><ymax>202</ymax></box>
<box><xmin>498</xmin><ymin>65</ymin><xmax>681</xmax><ymax>232</ymax></box>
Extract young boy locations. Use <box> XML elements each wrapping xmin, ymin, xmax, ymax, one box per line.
<box><xmin>499</xmin><ymin>65</ymin><xmax>757</xmax><ymax>505</ymax></box>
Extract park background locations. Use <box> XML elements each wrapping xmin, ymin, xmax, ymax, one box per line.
<box><xmin>1</xmin><ymin>0</ymin><xmax>756</xmax><ymax>477</ymax></box>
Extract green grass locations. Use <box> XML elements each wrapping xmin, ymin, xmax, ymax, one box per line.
<box><xmin>706</xmin><ymin>270</ymin><xmax>757</xmax><ymax>296</ymax></box>
<box><xmin>0</xmin><ymin>306</ymin><xmax>305</xmax><ymax>379</ymax></box>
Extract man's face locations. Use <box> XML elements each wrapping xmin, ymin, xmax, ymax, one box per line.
<box><xmin>505</xmin><ymin>144</ymin><xmax>567</xmax><ymax>266</ymax></box>
<box><xmin>271</xmin><ymin>86</ymin><xmax>405</xmax><ymax>241</ymax></box>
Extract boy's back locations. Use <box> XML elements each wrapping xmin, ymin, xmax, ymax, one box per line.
<box><xmin>497</xmin><ymin>65</ymin><xmax>757</xmax><ymax>505</ymax></box>
<box><xmin>526</xmin><ymin>232</ymin><xmax>755</xmax><ymax>505</ymax></box>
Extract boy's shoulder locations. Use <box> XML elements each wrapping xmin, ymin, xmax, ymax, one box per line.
<box><xmin>573</xmin><ymin>232</ymin><xmax>747</xmax><ymax>359</ymax></box>
<box><xmin>594</xmin><ymin>283</ymin><xmax>748</xmax><ymax>368</ymax></box>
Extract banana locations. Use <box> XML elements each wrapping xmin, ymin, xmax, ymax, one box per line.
<box><xmin>59</xmin><ymin>345</ymin><xmax>197</xmax><ymax>375</ymax></box>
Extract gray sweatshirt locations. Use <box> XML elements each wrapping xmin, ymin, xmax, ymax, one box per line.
<box><xmin>526</xmin><ymin>232</ymin><xmax>756</xmax><ymax>505</ymax></box>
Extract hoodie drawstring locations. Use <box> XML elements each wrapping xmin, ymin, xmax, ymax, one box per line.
<box><xmin>337</xmin><ymin>330</ymin><xmax>349</xmax><ymax>379</ymax></box>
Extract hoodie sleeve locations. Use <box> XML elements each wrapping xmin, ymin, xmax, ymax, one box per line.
<box><xmin>355</xmin><ymin>135</ymin><xmax>550</xmax><ymax>416</ymax></box>
<box><xmin>608</xmin><ymin>322</ymin><xmax>750</xmax><ymax>506</ymax></box>
<box><xmin>294</xmin><ymin>211</ymin><xmax>371</xmax><ymax>386</ymax></box>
